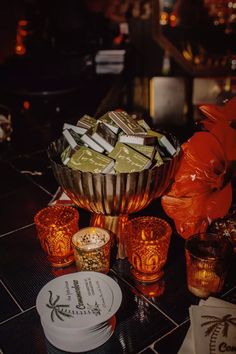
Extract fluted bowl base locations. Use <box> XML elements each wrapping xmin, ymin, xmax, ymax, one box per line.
<box><xmin>90</xmin><ymin>214</ymin><xmax>129</xmax><ymax>259</ymax></box>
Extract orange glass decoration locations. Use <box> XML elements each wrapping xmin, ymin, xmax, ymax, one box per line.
<box><xmin>162</xmin><ymin>96</ymin><xmax>236</xmax><ymax>240</ymax></box>
<box><xmin>34</xmin><ymin>205</ymin><xmax>79</xmax><ymax>268</ymax></box>
<box><xmin>185</xmin><ymin>233</ymin><xmax>233</xmax><ymax>298</ymax></box>
<box><xmin>125</xmin><ymin>217</ymin><xmax>172</xmax><ymax>283</ymax></box>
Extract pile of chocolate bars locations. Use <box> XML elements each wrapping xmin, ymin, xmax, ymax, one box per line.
<box><xmin>60</xmin><ymin>111</ymin><xmax>178</xmax><ymax>174</ymax></box>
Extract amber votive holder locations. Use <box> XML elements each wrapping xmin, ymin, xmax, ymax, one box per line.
<box><xmin>125</xmin><ymin>217</ymin><xmax>172</xmax><ymax>283</ymax></box>
<box><xmin>72</xmin><ymin>227</ymin><xmax>111</xmax><ymax>274</ymax></box>
<box><xmin>34</xmin><ymin>205</ymin><xmax>79</xmax><ymax>268</ymax></box>
<box><xmin>185</xmin><ymin>233</ymin><xmax>233</xmax><ymax>298</ymax></box>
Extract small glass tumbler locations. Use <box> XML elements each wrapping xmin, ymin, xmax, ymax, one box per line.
<box><xmin>125</xmin><ymin>217</ymin><xmax>172</xmax><ymax>283</ymax></box>
<box><xmin>185</xmin><ymin>233</ymin><xmax>233</xmax><ymax>298</ymax></box>
<box><xmin>34</xmin><ymin>205</ymin><xmax>79</xmax><ymax>268</ymax></box>
<box><xmin>72</xmin><ymin>227</ymin><xmax>111</xmax><ymax>274</ymax></box>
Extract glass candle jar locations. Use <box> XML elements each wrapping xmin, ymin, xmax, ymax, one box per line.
<box><xmin>185</xmin><ymin>233</ymin><xmax>233</xmax><ymax>298</ymax></box>
<box><xmin>34</xmin><ymin>205</ymin><xmax>79</xmax><ymax>268</ymax></box>
<box><xmin>125</xmin><ymin>216</ymin><xmax>172</xmax><ymax>283</ymax></box>
<box><xmin>72</xmin><ymin>227</ymin><xmax>111</xmax><ymax>274</ymax></box>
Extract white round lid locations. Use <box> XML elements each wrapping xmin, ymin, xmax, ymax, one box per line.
<box><xmin>36</xmin><ymin>272</ymin><xmax>122</xmax><ymax>330</ymax></box>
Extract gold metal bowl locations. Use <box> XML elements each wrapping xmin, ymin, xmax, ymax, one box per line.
<box><xmin>48</xmin><ymin>136</ymin><xmax>181</xmax><ymax>258</ymax></box>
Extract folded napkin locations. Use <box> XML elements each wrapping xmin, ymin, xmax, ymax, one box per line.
<box><xmin>178</xmin><ymin>297</ymin><xmax>236</xmax><ymax>354</ymax></box>
<box><xmin>48</xmin><ymin>187</ymin><xmax>74</xmax><ymax>206</ymax></box>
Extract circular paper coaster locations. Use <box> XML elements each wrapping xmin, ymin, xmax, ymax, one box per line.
<box><xmin>36</xmin><ymin>272</ymin><xmax>122</xmax><ymax>330</ymax></box>
<box><xmin>42</xmin><ymin>316</ymin><xmax>116</xmax><ymax>352</ymax></box>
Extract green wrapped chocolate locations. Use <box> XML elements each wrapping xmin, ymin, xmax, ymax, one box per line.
<box><xmin>67</xmin><ymin>146</ymin><xmax>114</xmax><ymax>173</ymax></box>
<box><xmin>109</xmin><ymin>142</ymin><xmax>152</xmax><ymax>173</ymax></box>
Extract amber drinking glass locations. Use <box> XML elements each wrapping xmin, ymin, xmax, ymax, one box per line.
<box><xmin>185</xmin><ymin>233</ymin><xmax>233</xmax><ymax>298</ymax></box>
<box><xmin>34</xmin><ymin>205</ymin><xmax>79</xmax><ymax>268</ymax></box>
<box><xmin>125</xmin><ymin>217</ymin><xmax>172</xmax><ymax>283</ymax></box>
<box><xmin>72</xmin><ymin>227</ymin><xmax>111</xmax><ymax>274</ymax></box>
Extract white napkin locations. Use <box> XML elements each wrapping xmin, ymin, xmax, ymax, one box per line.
<box><xmin>178</xmin><ymin>297</ymin><xmax>236</xmax><ymax>354</ymax></box>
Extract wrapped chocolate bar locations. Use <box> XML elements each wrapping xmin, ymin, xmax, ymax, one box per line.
<box><xmin>76</xmin><ymin>114</ymin><xmax>97</xmax><ymax>129</ymax></box>
<box><xmin>118</xmin><ymin>134</ymin><xmax>156</xmax><ymax>146</ymax></box>
<box><xmin>109</xmin><ymin>111</ymin><xmax>145</xmax><ymax>135</ymax></box>
<box><xmin>62</xmin><ymin>129</ymin><xmax>83</xmax><ymax>149</ymax></box>
<box><xmin>90</xmin><ymin>122</ymin><xmax>117</xmax><ymax>153</ymax></box>
<box><xmin>81</xmin><ymin>129</ymin><xmax>105</xmax><ymax>153</ymax></box>
<box><xmin>67</xmin><ymin>146</ymin><xmax>114</xmax><ymax>173</ymax></box>
<box><xmin>98</xmin><ymin>113</ymin><xmax>120</xmax><ymax>134</ymax></box>
<box><xmin>147</xmin><ymin>130</ymin><xmax>177</xmax><ymax>156</ymax></box>
<box><xmin>108</xmin><ymin>142</ymin><xmax>152</xmax><ymax>173</ymax></box>
<box><xmin>63</xmin><ymin>123</ymin><xmax>87</xmax><ymax>136</ymax></box>
<box><xmin>126</xmin><ymin>143</ymin><xmax>155</xmax><ymax>159</ymax></box>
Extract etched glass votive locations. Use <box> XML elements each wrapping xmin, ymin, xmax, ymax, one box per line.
<box><xmin>125</xmin><ymin>217</ymin><xmax>172</xmax><ymax>283</ymax></box>
<box><xmin>34</xmin><ymin>205</ymin><xmax>79</xmax><ymax>268</ymax></box>
<box><xmin>72</xmin><ymin>227</ymin><xmax>111</xmax><ymax>274</ymax></box>
<box><xmin>185</xmin><ymin>233</ymin><xmax>233</xmax><ymax>298</ymax></box>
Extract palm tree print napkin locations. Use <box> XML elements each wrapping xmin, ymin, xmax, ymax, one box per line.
<box><xmin>178</xmin><ymin>297</ymin><xmax>236</xmax><ymax>354</ymax></box>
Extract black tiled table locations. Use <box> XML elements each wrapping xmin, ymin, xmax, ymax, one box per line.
<box><xmin>0</xmin><ymin>141</ymin><xmax>235</xmax><ymax>354</ymax></box>
<box><xmin>9</xmin><ymin>150</ymin><xmax>58</xmax><ymax>195</ymax></box>
<box><xmin>154</xmin><ymin>321</ymin><xmax>190</xmax><ymax>354</ymax></box>
<box><xmin>0</xmin><ymin>185</ymin><xmax>51</xmax><ymax>236</ymax></box>
<box><xmin>0</xmin><ymin>226</ymin><xmax>57</xmax><ymax>310</ymax></box>
<box><xmin>0</xmin><ymin>308</ymin><xmax>48</xmax><ymax>354</ymax></box>
<box><xmin>0</xmin><ymin>281</ymin><xmax>21</xmax><ymax>323</ymax></box>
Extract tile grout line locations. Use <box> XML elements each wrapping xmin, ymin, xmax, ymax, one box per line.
<box><xmin>154</xmin><ymin>318</ymin><xmax>190</xmax><ymax>344</ymax></box>
<box><xmin>138</xmin><ymin>344</ymin><xmax>159</xmax><ymax>354</ymax></box>
<box><xmin>21</xmin><ymin>174</ymin><xmax>54</xmax><ymax>197</ymax></box>
<box><xmin>149</xmin><ymin>346</ymin><xmax>159</xmax><ymax>354</ymax></box>
<box><xmin>111</xmin><ymin>270</ymin><xmax>179</xmax><ymax>327</ymax></box>
<box><xmin>140</xmin><ymin>295</ymin><xmax>179</xmax><ymax>326</ymax></box>
<box><xmin>0</xmin><ymin>305</ymin><xmax>36</xmax><ymax>326</ymax></box>
<box><xmin>27</xmin><ymin>179</ymin><xmax>54</xmax><ymax>197</ymax></box>
<box><xmin>137</xmin><ymin>320</ymin><xmax>190</xmax><ymax>354</ymax></box>
<box><xmin>222</xmin><ymin>285</ymin><xmax>236</xmax><ymax>297</ymax></box>
<box><xmin>0</xmin><ymin>280</ymin><xmax>24</xmax><ymax>312</ymax></box>
<box><xmin>7</xmin><ymin>160</ymin><xmax>54</xmax><ymax>197</ymax></box>
<box><xmin>137</xmin><ymin>318</ymin><xmax>190</xmax><ymax>354</ymax></box>
<box><xmin>0</xmin><ymin>223</ymin><xmax>35</xmax><ymax>238</ymax></box>
<box><xmin>149</xmin><ymin>344</ymin><xmax>160</xmax><ymax>354</ymax></box>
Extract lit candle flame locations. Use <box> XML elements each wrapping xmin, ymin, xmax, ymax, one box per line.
<box><xmin>141</xmin><ymin>229</ymin><xmax>146</xmax><ymax>241</ymax></box>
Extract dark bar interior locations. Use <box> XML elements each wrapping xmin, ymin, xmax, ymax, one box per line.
<box><xmin>0</xmin><ymin>1</ymin><xmax>236</xmax><ymax>353</ymax></box>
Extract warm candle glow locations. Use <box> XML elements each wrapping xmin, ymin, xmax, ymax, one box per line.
<box><xmin>34</xmin><ymin>205</ymin><xmax>79</xmax><ymax>268</ymax></box>
<box><xmin>141</xmin><ymin>229</ymin><xmax>146</xmax><ymax>241</ymax></box>
<box><xmin>187</xmin><ymin>265</ymin><xmax>222</xmax><ymax>298</ymax></box>
<box><xmin>125</xmin><ymin>217</ymin><xmax>172</xmax><ymax>283</ymax></box>
<box><xmin>72</xmin><ymin>227</ymin><xmax>111</xmax><ymax>274</ymax></box>
<box><xmin>185</xmin><ymin>233</ymin><xmax>232</xmax><ymax>298</ymax></box>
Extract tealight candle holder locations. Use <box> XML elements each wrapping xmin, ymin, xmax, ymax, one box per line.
<box><xmin>34</xmin><ymin>205</ymin><xmax>79</xmax><ymax>268</ymax></box>
<box><xmin>185</xmin><ymin>233</ymin><xmax>233</xmax><ymax>298</ymax></box>
<box><xmin>125</xmin><ymin>216</ymin><xmax>172</xmax><ymax>283</ymax></box>
<box><xmin>72</xmin><ymin>227</ymin><xmax>111</xmax><ymax>274</ymax></box>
